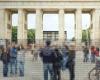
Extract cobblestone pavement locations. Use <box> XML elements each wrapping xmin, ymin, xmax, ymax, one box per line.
<box><xmin>0</xmin><ymin>51</ymin><xmax>95</xmax><ymax>80</ymax></box>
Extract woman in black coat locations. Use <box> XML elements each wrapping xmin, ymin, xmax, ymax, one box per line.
<box><xmin>53</xmin><ymin>48</ymin><xmax>63</xmax><ymax>80</ymax></box>
<box><xmin>1</xmin><ymin>47</ymin><xmax>10</xmax><ymax>77</ymax></box>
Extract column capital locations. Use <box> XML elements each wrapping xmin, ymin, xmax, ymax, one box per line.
<box><xmin>59</xmin><ymin>9</ymin><xmax>64</xmax><ymax>14</ymax></box>
<box><xmin>94</xmin><ymin>9</ymin><xmax>100</xmax><ymax>12</ymax></box>
<box><xmin>36</xmin><ymin>9</ymin><xmax>43</xmax><ymax>13</ymax></box>
<box><xmin>18</xmin><ymin>9</ymin><xmax>27</xmax><ymax>13</ymax></box>
<box><xmin>75</xmin><ymin>8</ymin><xmax>82</xmax><ymax>13</ymax></box>
<box><xmin>18</xmin><ymin>8</ymin><xmax>24</xmax><ymax>11</ymax></box>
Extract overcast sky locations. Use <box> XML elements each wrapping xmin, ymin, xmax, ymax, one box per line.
<box><xmin>12</xmin><ymin>13</ymin><xmax>90</xmax><ymax>39</ymax></box>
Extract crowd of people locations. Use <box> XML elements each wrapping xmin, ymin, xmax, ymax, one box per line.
<box><xmin>83</xmin><ymin>45</ymin><xmax>100</xmax><ymax>63</ymax></box>
<box><xmin>39</xmin><ymin>40</ymin><xmax>76</xmax><ymax>80</ymax></box>
<box><xmin>0</xmin><ymin>43</ymin><xmax>26</xmax><ymax>77</ymax></box>
<box><xmin>0</xmin><ymin>40</ymin><xmax>100</xmax><ymax>80</ymax></box>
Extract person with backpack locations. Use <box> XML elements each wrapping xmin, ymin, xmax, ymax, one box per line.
<box><xmin>39</xmin><ymin>40</ymin><xmax>55</xmax><ymax>80</ymax></box>
<box><xmin>1</xmin><ymin>46</ymin><xmax>10</xmax><ymax>77</ymax></box>
<box><xmin>53</xmin><ymin>47</ymin><xmax>62</xmax><ymax>80</ymax></box>
<box><xmin>9</xmin><ymin>43</ymin><xmax>17</xmax><ymax>76</ymax></box>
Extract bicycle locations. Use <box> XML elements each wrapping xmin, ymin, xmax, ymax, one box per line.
<box><xmin>88</xmin><ymin>57</ymin><xmax>100</xmax><ymax>80</ymax></box>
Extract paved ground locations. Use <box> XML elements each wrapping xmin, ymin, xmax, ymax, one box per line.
<box><xmin>0</xmin><ymin>51</ymin><xmax>95</xmax><ymax>80</ymax></box>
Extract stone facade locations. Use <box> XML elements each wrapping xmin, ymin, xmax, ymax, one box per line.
<box><xmin>0</xmin><ymin>0</ymin><xmax>100</xmax><ymax>47</ymax></box>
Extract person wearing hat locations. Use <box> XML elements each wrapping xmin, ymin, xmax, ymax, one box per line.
<box><xmin>39</xmin><ymin>40</ymin><xmax>55</xmax><ymax>80</ymax></box>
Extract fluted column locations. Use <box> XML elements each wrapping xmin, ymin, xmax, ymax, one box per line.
<box><xmin>0</xmin><ymin>9</ymin><xmax>6</xmax><ymax>40</ymax></box>
<box><xmin>0</xmin><ymin>9</ymin><xmax>12</xmax><ymax>44</ymax></box>
<box><xmin>58</xmin><ymin>9</ymin><xmax>65</xmax><ymax>45</ymax></box>
<box><xmin>75</xmin><ymin>9</ymin><xmax>82</xmax><ymax>49</ymax></box>
<box><xmin>91</xmin><ymin>9</ymin><xmax>100</xmax><ymax>47</ymax></box>
<box><xmin>5</xmin><ymin>10</ymin><xmax>12</xmax><ymax>43</ymax></box>
<box><xmin>18</xmin><ymin>9</ymin><xmax>27</xmax><ymax>45</ymax></box>
<box><xmin>35</xmin><ymin>9</ymin><xmax>43</xmax><ymax>44</ymax></box>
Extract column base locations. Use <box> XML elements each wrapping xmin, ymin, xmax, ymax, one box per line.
<box><xmin>35</xmin><ymin>39</ymin><xmax>44</xmax><ymax>48</ymax></box>
<box><xmin>18</xmin><ymin>39</ymin><xmax>27</xmax><ymax>48</ymax></box>
<box><xmin>75</xmin><ymin>40</ymin><xmax>82</xmax><ymax>51</ymax></box>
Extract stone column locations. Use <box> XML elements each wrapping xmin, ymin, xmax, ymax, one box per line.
<box><xmin>0</xmin><ymin>9</ymin><xmax>12</xmax><ymax>45</ymax></box>
<box><xmin>91</xmin><ymin>9</ymin><xmax>100</xmax><ymax>47</ymax></box>
<box><xmin>0</xmin><ymin>9</ymin><xmax>6</xmax><ymax>40</ymax></box>
<box><xmin>58</xmin><ymin>9</ymin><xmax>65</xmax><ymax>45</ymax></box>
<box><xmin>18</xmin><ymin>9</ymin><xmax>27</xmax><ymax>46</ymax></box>
<box><xmin>5</xmin><ymin>10</ymin><xmax>12</xmax><ymax>43</ymax></box>
<box><xmin>75</xmin><ymin>9</ymin><xmax>82</xmax><ymax>49</ymax></box>
<box><xmin>35</xmin><ymin>9</ymin><xmax>43</xmax><ymax>45</ymax></box>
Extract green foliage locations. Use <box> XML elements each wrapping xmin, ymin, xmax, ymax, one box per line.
<box><xmin>82</xmin><ymin>29</ymin><xmax>91</xmax><ymax>44</ymax></box>
<box><xmin>12</xmin><ymin>26</ymin><xmax>35</xmax><ymax>44</ymax></box>
<box><xmin>12</xmin><ymin>26</ymin><xmax>17</xmax><ymax>43</ymax></box>
<box><xmin>27</xmin><ymin>29</ymin><xmax>35</xmax><ymax>44</ymax></box>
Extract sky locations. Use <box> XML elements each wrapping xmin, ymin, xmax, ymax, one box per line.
<box><xmin>12</xmin><ymin>13</ymin><xmax>90</xmax><ymax>39</ymax></box>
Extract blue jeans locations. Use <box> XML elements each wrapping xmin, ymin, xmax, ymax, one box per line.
<box><xmin>17</xmin><ymin>61</ymin><xmax>24</xmax><ymax>76</ymax></box>
<box><xmin>62</xmin><ymin>57</ymin><xmax>68</xmax><ymax>70</ymax></box>
<box><xmin>43</xmin><ymin>63</ymin><xmax>54</xmax><ymax>80</ymax></box>
<box><xmin>3</xmin><ymin>63</ymin><xmax>8</xmax><ymax>77</ymax></box>
<box><xmin>10</xmin><ymin>58</ymin><xmax>17</xmax><ymax>75</ymax></box>
<box><xmin>84</xmin><ymin>53</ymin><xmax>89</xmax><ymax>62</ymax></box>
<box><xmin>91</xmin><ymin>54</ymin><xmax>95</xmax><ymax>63</ymax></box>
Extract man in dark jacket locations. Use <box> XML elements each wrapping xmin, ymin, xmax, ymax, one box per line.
<box><xmin>39</xmin><ymin>40</ymin><xmax>55</xmax><ymax>80</ymax></box>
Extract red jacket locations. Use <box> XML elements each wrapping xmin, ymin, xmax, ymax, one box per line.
<box><xmin>95</xmin><ymin>50</ymin><xmax>99</xmax><ymax>57</ymax></box>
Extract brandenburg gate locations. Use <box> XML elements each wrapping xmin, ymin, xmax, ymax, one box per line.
<box><xmin>0</xmin><ymin>0</ymin><xmax>100</xmax><ymax>47</ymax></box>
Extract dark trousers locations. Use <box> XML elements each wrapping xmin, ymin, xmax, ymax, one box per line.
<box><xmin>53</xmin><ymin>64</ymin><xmax>61</xmax><ymax>80</ymax></box>
<box><xmin>3</xmin><ymin>63</ymin><xmax>8</xmax><ymax>77</ymax></box>
<box><xmin>68</xmin><ymin>64</ymin><xmax>75</xmax><ymax>80</ymax></box>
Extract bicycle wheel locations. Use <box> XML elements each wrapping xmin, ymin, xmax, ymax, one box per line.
<box><xmin>96</xmin><ymin>70</ymin><xmax>100</xmax><ymax>80</ymax></box>
<box><xmin>88</xmin><ymin>68</ymin><xmax>97</xmax><ymax>80</ymax></box>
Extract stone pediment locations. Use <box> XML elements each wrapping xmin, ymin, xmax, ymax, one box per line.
<box><xmin>0</xmin><ymin>0</ymin><xmax>100</xmax><ymax>1</ymax></box>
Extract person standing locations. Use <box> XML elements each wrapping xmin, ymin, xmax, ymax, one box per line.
<box><xmin>83</xmin><ymin>46</ymin><xmax>89</xmax><ymax>62</ymax></box>
<box><xmin>1</xmin><ymin>47</ymin><xmax>10</xmax><ymax>77</ymax></box>
<box><xmin>17</xmin><ymin>44</ymin><xmax>25</xmax><ymax>76</ymax></box>
<box><xmin>67</xmin><ymin>44</ymin><xmax>76</xmax><ymax>80</ymax></box>
<box><xmin>53</xmin><ymin>48</ymin><xmax>62</xmax><ymax>80</ymax></box>
<box><xmin>90</xmin><ymin>46</ymin><xmax>96</xmax><ymax>63</ymax></box>
<box><xmin>33</xmin><ymin>44</ymin><xmax>38</xmax><ymax>61</ymax></box>
<box><xmin>39</xmin><ymin>40</ymin><xmax>55</xmax><ymax>80</ymax></box>
<box><xmin>61</xmin><ymin>45</ymin><xmax>69</xmax><ymax>70</ymax></box>
<box><xmin>9</xmin><ymin>43</ymin><xmax>17</xmax><ymax>76</ymax></box>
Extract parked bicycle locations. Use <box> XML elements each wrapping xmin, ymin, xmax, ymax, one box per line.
<box><xmin>88</xmin><ymin>57</ymin><xmax>100</xmax><ymax>80</ymax></box>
